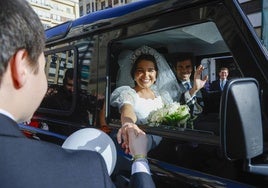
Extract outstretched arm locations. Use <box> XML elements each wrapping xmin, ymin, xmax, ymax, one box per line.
<box><xmin>117</xmin><ymin>104</ymin><xmax>141</xmax><ymax>154</ymax></box>
<box><xmin>120</xmin><ymin>104</ymin><xmax>137</xmax><ymax>125</ymax></box>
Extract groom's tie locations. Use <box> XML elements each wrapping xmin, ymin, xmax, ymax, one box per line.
<box><xmin>184</xmin><ymin>82</ymin><xmax>191</xmax><ymax>90</ymax></box>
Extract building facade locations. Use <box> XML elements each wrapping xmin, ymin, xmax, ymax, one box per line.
<box><xmin>78</xmin><ymin>0</ymin><xmax>139</xmax><ymax>16</ymax></box>
<box><xmin>238</xmin><ymin>0</ymin><xmax>262</xmax><ymax>37</ymax></box>
<box><xmin>27</xmin><ymin>0</ymin><xmax>79</xmax><ymax>29</ymax></box>
<box><xmin>27</xmin><ymin>0</ymin><xmax>265</xmax><ymax>46</ymax></box>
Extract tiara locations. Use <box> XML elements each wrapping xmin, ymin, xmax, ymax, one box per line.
<box><xmin>131</xmin><ymin>45</ymin><xmax>161</xmax><ymax>64</ymax></box>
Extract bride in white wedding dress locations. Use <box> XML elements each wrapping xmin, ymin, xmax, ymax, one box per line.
<box><xmin>111</xmin><ymin>45</ymin><xmax>179</xmax><ymax>150</ymax></box>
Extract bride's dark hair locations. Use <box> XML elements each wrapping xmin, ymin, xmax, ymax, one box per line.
<box><xmin>130</xmin><ymin>45</ymin><xmax>180</xmax><ymax>102</ymax></box>
<box><xmin>130</xmin><ymin>54</ymin><xmax>158</xmax><ymax>80</ymax></box>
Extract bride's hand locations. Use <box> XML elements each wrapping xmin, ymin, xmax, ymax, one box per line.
<box><xmin>117</xmin><ymin>122</ymin><xmax>143</xmax><ymax>154</ymax></box>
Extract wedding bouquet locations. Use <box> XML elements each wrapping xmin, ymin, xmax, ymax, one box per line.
<box><xmin>147</xmin><ymin>102</ymin><xmax>192</xmax><ymax>129</ymax></box>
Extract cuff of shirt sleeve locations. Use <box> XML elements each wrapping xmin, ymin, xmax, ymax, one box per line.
<box><xmin>131</xmin><ymin>160</ymin><xmax>151</xmax><ymax>175</ymax></box>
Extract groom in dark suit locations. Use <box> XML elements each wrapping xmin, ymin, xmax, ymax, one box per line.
<box><xmin>173</xmin><ymin>54</ymin><xmax>208</xmax><ymax>116</ymax></box>
<box><xmin>0</xmin><ymin>1</ymin><xmax>155</xmax><ymax>188</ymax></box>
<box><xmin>172</xmin><ymin>54</ymin><xmax>220</xmax><ymax>135</ymax></box>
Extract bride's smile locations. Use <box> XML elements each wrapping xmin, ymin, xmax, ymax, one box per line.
<box><xmin>134</xmin><ymin>60</ymin><xmax>157</xmax><ymax>89</ymax></box>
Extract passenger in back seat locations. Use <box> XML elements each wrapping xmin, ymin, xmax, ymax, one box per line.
<box><xmin>41</xmin><ymin>68</ymin><xmax>91</xmax><ymax>124</ymax></box>
<box><xmin>173</xmin><ymin>54</ymin><xmax>220</xmax><ymax>135</ymax></box>
<box><xmin>172</xmin><ymin>53</ymin><xmax>208</xmax><ymax>117</ymax></box>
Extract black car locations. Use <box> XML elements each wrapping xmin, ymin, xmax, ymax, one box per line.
<box><xmin>22</xmin><ymin>0</ymin><xmax>268</xmax><ymax>187</ymax></box>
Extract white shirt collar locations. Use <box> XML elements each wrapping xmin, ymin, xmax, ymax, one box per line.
<box><xmin>181</xmin><ymin>80</ymin><xmax>191</xmax><ymax>85</ymax></box>
<box><xmin>0</xmin><ymin>109</ymin><xmax>15</xmax><ymax>120</ymax></box>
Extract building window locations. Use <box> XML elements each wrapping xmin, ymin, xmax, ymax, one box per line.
<box><xmin>101</xmin><ymin>2</ymin><xmax>105</xmax><ymax>9</ymax></box>
<box><xmin>80</xmin><ymin>6</ymin><xmax>83</xmax><ymax>16</ymax></box>
<box><xmin>86</xmin><ymin>3</ymin><xmax>90</xmax><ymax>14</ymax></box>
<box><xmin>66</xmin><ymin>7</ymin><xmax>71</xmax><ymax>14</ymax></box>
<box><xmin>108</xmin><ymin>0</ymin><xmax>112</xmax><ymax>7</ymax></box>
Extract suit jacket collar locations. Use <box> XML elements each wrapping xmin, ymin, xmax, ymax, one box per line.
<box><xmin>0</xmin><ymin>114</ymin><xmax>24</xmax><ymax>138</ymax></box>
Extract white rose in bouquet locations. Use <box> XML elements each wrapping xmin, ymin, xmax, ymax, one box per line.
<box><xmin>147</xmin><ymin>102</ymin><xmax>191</xmax><ymax>128</ymax></box>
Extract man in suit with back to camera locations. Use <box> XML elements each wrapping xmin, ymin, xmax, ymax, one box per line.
<box><xmin>0</xmin><ymin>0</ymin><xmax>155</xmax><ymax>187</ymax></box>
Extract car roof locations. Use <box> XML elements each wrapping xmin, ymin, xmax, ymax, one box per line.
<box><xmin>45</xmin><ymin>0</ymin><xmax>166</xmax><ymax>41</ymax></box>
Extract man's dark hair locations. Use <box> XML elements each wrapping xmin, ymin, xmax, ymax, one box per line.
<box><xmin>0</xmin><ymin>0</ymin><xmax>45</xmax><ymax>83</ymax></box>
<box><xmin>219</xmin><ymin>67</ymin><xmax>229</xmax><ymax>73</ymax></box>
<box><xmin>63</xmin><ymin>68</ymin><xmax>74</xmax><ymax>85</ymax></box>
<box><xmin>172</xmin><ymin>53</ymin><xmax>194</xmax><ymax>67</ymax></box>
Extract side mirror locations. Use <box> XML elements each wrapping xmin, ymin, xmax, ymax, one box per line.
<box><xmin>220</xmin><ymin>78</ymin><xmax>263</xmax><ymax>160</ymax></box>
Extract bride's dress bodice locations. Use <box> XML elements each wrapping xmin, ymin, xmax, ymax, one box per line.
<box><xmin>134</xmin><ymin>94</ymin><xmax>163</xmax><ymax>124</ymax></box>
<box><xmin>110</xmin><ymin>86</ymin><xmax>165</xmax><ymax>124</ymax></box>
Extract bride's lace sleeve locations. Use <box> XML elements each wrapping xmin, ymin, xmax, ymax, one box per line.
<box><xmin>110</xmin><ymin>86</ymin><xmax>136</xmax><ymax>112</ymax></box>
